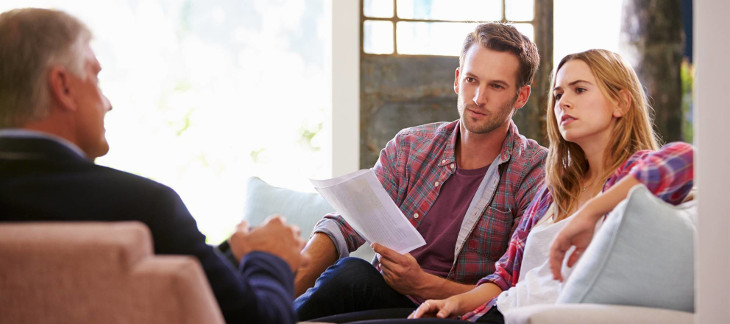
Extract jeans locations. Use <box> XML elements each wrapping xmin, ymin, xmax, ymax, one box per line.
<box><xmin>295</xmin><ymin>257</ymin><xmax>417</xmax><ymax>321</ymax></box>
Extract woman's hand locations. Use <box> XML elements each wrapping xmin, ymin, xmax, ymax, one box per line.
<box><xmin>549</xmin><ymin>176</ymin><xmax>642</xmax><ymax>281</ymax></box>
<box><xmin>548</xmin><ymin>208</ymin><xmax>598</xmax><ymax>281</ymax></box>
<box><xmin>408</xmin><ymin>296</ymin><xmax>462</xmax><ymax>319</ymax></box>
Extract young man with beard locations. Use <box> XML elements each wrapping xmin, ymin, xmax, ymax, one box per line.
<box><xmin>294</xmin><ymin>23</ymin><xmax>548</xmax><ymax>321</ymax></box>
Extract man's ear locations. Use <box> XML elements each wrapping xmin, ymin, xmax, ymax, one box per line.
<box><xmin>513</xmin><ymin>84</ymin><xmax>531</xmax><ymax>109</ymax></box>
<box><xmin>453</xmin><ymin>67</ymin><xmax>460</xmax><ymax>95</ymax></box>
<box><xmin>48</xmin><ymin>66</ymin><xmax>77</xmax><ymax>111</ymax></box>
<box><xmin>614</xmin><ymin>89</ymin><xmax>631</xmax><ymax>117</ymax></box>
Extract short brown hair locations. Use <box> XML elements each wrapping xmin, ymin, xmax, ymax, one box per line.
<box><xmin>0</xmin><ymin>8</ymin><xmax>91</xmax><ymax>128</ymax></box>
<box><xmin>459</xmin><ymin>23</ymin><xmax>540</xmax><ymax>89</ymax></box>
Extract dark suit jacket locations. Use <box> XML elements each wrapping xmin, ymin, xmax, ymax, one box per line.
<box><xmin>0</xmin><ymin>136</ymin><xmax>296</xmax><ymax>323</ymax></box>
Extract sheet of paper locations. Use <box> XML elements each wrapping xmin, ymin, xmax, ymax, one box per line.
<box><xmin>310</xmin><ymin>169</ymin><xmax>426</xmax><ymax>254</ymax></box>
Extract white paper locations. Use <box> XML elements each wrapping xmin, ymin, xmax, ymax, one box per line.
<box><xmin>310</xmin><ymin>169</ymin><xmax>426</xmax><ymax>254</ymax></box>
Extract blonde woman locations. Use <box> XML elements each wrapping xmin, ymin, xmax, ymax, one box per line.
<box><xmin>408</xmin><ymin>49</ymin><xmax>694</xmax><ymax>323</ymax></box>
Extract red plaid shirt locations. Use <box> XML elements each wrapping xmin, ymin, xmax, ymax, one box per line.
<box><xmin>314</xmin><ymin>120</ymin><xmax>547</xmax><ymax>285</ymax></box>
<box><xmin>465</xmin><ymin>142</ymin><xmax>694</xmax><ymax>320</ymax></box>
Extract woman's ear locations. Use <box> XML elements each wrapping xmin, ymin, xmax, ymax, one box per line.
<box><xmin>613</xmin><ymin>89</ymin><xmax>631</xmax><ymax>118</ymax></box>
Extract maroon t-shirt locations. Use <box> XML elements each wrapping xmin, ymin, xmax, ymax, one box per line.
<box><xmin>410</xmin><ymin>163</ymin><xmax>490</xmax><ymax>277</ymax></box>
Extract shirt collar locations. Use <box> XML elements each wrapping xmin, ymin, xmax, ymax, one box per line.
<box><xmin>498</xmin><ymin>120</ymin><xmax>519</xmax><ymax>164</ymax></box>
<box><xmin>444</xmin><ymin>119</ymin><xmax>519</xmax><ymax>168</ymax></box>
<box><xmin>0</xmin><ymin>129</ymin><xmax>88</xmax><ymax>159</ymax></box>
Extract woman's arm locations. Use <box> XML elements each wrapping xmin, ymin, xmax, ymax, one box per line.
<box><xmin>548</xmin><ymin>175</ymin><xmax>641</xmax><ymax>281</ymax></box>
<box><xmin>549</xmin><ymin>141</ymin><xmax>695</xmax><ymax>281</ymax></box>
<box><xmin>409</xmin><ymin>282</ymin><xmax>503</xmax><ymax>319</ymax></box>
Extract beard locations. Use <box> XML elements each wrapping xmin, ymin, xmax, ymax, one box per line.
<box><xmin>457</xmin><ymin>94</ymin><xmax>518</xmax><ymax>134</ymax></box>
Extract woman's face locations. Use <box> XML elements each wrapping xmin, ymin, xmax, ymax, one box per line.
<box><xmin>552</xmin><ymin>59</ymin><xmax>621</xmax><ymax>146</ymax></box>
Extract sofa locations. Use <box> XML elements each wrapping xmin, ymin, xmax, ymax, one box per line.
<box><xmin>0</xmin><ymin>221</ymin><xmax>225</xmax><ymax>323</ymax></box>
<box><xmin>503</xmin><ymin>184</ymin><xmax>697</xmax><ymax>324</ymax></box>
<box><xmin>244</xmin><ymin>177</ymin><xmax>697</xmax><ymax>324</ymax></box>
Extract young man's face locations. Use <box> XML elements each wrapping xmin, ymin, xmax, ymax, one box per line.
<box><xmin>68</xmin><ymin>43</ymin><xmax>113</xmax><ymax>160</ymax></box>
<box><xmin>454</xmin><ymin>44</ymin><xmax>529</xmax><ymax>136</ymax></box>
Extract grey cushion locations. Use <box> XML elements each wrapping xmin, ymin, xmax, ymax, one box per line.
<box><xmin>243</xmin><ymin>176</ymin><xmax>374</xmax><ymax>260</ymax></box>
<box><xmin>557</xmin><ymin>184</ymin><xmax>696</xmax><ymax>312</ymax></box>
<box><xmin>243</xmin><ymin>176</ymin><xmax>335</xmax><ymax>240</ymax></box>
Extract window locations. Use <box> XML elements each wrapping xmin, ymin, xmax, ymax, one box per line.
<box><xmin>362</xmin><ymin>0</ymin><xmax>535</xmax><ymax>55</ymax></box>
<box><xmin>1</xmin><ymin>0</ymin><xmax>331</xmax><ymax>243</ymax></box>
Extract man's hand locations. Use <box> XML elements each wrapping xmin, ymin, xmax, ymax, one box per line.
<box><xmin>371</xmin><ymin>242</ymin><xmax>429</xmax><ymax>296</ymax></box>
<box><xmin>228</xmin><ymin>220</ymin><xmax>251</xmax><ymax>262</ymax></box>
<box><xmin>229</xmin><ymin>215</ymin><xmax>306</xmax><ymax>272</ymax></box>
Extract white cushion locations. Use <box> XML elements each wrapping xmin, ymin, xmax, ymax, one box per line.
<box><xmin>557</xmin><ymin>184</ymin><xmax>696</xmax><ymax>312</ymax></box>
<box><xmin>243</xmin><ymin>176</ymin><xmax>374</xmax><ymax>260</ymax></box>
<box><xmin>504</xmin><ymin>303</ymin><xmax>694</xmax><ymax>324</ymax></box>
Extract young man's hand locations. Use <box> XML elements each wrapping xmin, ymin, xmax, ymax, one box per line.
<box><xmin>371</xmin><ymin>242</ymin><xmax>429</xmax><ymax>296</ymax></box>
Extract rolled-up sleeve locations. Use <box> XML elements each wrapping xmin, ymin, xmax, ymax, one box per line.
<box><xmin>312</xmin><ymin>216</ymin><xmax>360</xmax><ymax>259</ymax></box>
<box><xmin>621</xmin><ymin>142</ymin><xmax>694</xmax><ymax>204</ymax></box>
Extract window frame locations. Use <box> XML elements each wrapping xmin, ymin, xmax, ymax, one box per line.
<box><xmin>361</xmin><ymin>0</ymin><xmax>537</xmax><ymax>55</ymax></box>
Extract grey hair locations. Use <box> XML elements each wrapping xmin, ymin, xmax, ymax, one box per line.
<box><xmin>0</xmin><ymin>8</ymin><xmax>92</xmax><ymax>128</ymax></box>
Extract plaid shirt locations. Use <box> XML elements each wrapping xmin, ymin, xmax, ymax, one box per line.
<box><xmin>314</xmin><ymin>120</ymin><xmax>547</xmax><ymax>285</ymax></box>
<box><xmin>464</xmin><ymin>141</ymin><xmax>694</xmax><ymax>320</ymax></box>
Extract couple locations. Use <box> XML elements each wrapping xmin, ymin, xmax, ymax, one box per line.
<box><xmin>294</xmin><ymin>23</ymin><xmax>693</xmax><ymax>324</ymax></box>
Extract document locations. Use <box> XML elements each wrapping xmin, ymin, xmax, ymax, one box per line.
<box><xmin>310</xmin><ymin>169</ymin><xmax>426</xmax><ymax>254</ymax></box>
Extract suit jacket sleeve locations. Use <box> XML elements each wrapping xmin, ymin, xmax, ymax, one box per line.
<box><xmin>144</xmin><ymin>185</ymin><xmax>296</xmax><ymax>324</ymax></box>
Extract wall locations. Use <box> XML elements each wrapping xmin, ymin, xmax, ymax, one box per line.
<box><xmin>331</xmin><ymin>0</ymin><xmax>360</xmax><ymax>176</ymax></box>
<box><xmin>695</xmin><ymin>1</ymin><xmax>730</xmax><ymax>322</ymax></box>
<box><xmin>359</xmin><ymin>55</ymin><xmax>459</xmax><ymax>167</ymax></box>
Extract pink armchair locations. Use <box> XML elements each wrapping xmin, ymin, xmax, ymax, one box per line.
<box><xmin>0</xmin><ymin>221</ymin><xmax>225</xmax><ymax>323</ymax></box>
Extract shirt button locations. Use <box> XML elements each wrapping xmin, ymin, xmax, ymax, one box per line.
<box><xmin>434</xmin><ymin>181</ymin><xmax>440</xmax><ymax>187</ymax></box>
<box><xmin>450</xmin><ymin>163</ymin><xmax>455</xmax><ymax>169</ymax></box>
<box><xmin>442</xmin><ymin>159</ymin><xmax>447</xmax><ymax>164</ymax></box>
<box><xmin>414</xmin><ymin>213</ymin><xmax>420</xmax><ymax>219</ymax></box>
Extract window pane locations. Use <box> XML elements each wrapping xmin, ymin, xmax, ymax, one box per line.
<box><xmin>514</xmin><ymin>23</ymin><xmax>534</xmax><ymax>42</ymax></box>
<box><xmin>0</xmin><ymin>0</ymin><xmax>331</xmax><ymax>244</ymax></box>
<box><xmin>553</xmin><ymin>0</ymin><xmax>621</xmax><ymax>68</ymax></box>
<box><xmin>397</xmin><ymin>0</ymin><xmax>502</xmax><ymax>21</ymax></box>
<box><xmin>506</xmin><ymin>0</ymin><xmax>534</xmax><ymax>21</ymax></box>
<box><xmin>364</xmin><ymin>0</ymin><xmax>393</xmax><ymax>18</ymax></box>
<box><xmin>364</xmin><ymin>20</ymin><xmax>394</xmax><ymax>54</ymax></box>
<box><xmin>397</xmin><ymin>21</ymin><xmax>477</xmax><ymax>55</ymax></box>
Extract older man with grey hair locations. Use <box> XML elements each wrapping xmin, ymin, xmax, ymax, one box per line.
<box><xmin>0</xmin><ymin>8</ymin><xmax>303</xmax><ymax>323</ymax></box>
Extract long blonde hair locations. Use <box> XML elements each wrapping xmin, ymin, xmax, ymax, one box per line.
<box><xmin>545</xmin><ymin>49</ymin><xmax>660</xmax><ymax>220</ymax></box>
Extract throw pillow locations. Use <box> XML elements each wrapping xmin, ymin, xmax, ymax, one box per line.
<box><xmin>243</xmin><ymin>176</ymin><xmax>375</xmax><ymax>260</ymax></box>
<box><xmin>243</xmin><ymin>176</ymin><xmax>335</xmax><ymax>240</ymax></box>
<box><xmin>557</xmin><ymin>184</ymin><xmax>696</xmax><ymax>313</ymax></box>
